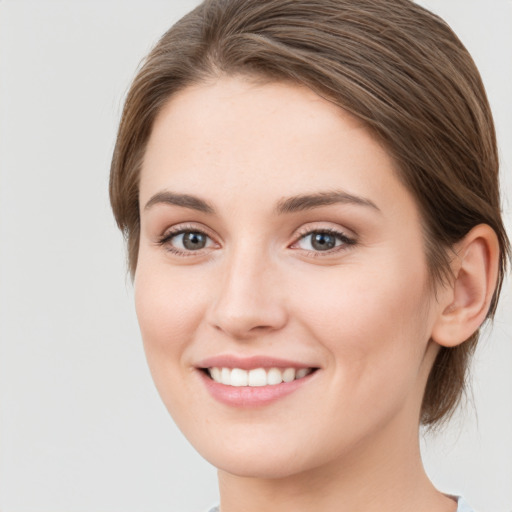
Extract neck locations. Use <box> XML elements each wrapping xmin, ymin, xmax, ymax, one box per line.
<box><xmin>216</xmin><ymin>415</ymin><xmax>456</xmax><ymax>512</ymax></box>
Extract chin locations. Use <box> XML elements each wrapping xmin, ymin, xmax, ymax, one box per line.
<box><xmin>177</xmin><ymin>421</ymin><xmax>316</xmax><ymax>479</ymax></box>
<box><xmin>205</xmin><ymin>448</ymin><xmax>313</xmax><ymax>480</ymax></box>
<box><xmin>182</xmin><ymin>419</ymin><xmax>353</xmax><ymax>481</ymax></box>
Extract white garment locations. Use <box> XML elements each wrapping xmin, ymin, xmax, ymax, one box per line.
<box><xmin>456</xmin><ymin>496</ymin><xmax>476</xmax><ymax>512</ymax></box>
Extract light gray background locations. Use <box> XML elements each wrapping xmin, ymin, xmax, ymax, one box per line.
<box><xmin>0</xmin><ymin>1</ymin><xmax>510</xmax><ymax>511</ymax></box>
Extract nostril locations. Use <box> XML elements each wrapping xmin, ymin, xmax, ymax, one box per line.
<box><xmin>207</xmin><ymin>272</ymin><xmax>288</xmax><ymax>339</ymax></box>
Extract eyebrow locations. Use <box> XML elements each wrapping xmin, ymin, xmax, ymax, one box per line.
<box><xmin>144</xmin><ymin>191</ymin><xmax>215</xmax><ymax>214</ymax></box>
<box><xmin>143</xmin><ymin>189</ymin><xmax>380</xmax><ymax>215</ymax></box>
<box><xmin>275</xmin><ymin>190</ymin><xmax>380</xmax><ymax>214</ymax></box>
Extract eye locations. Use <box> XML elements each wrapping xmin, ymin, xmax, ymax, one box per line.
<box><xmin>293</xmin><ymin>229</ymin><xmax>355</xmax><ymax>253</ymax></box>
<box><xmin>158</xmin><ymin>228</ymin><xmax>216</xmax><ymax>254</ymax></box>
<box><xmin>174</xmin><ymin>231</ymin><xmax>211</xmax><ymax>250</ymax></box>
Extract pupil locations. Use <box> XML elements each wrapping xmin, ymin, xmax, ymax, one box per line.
<box><xmin>183</xmin><ymin>232</ymin><xmax>206</xmax><ymax>250</ymax></box>
<box><xmin>312</xmin><ymin>233</ymin><xmax>335</xmax><ymax>251</ymax></box>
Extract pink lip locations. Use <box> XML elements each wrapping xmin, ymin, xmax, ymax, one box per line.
<box><xmin>196</xmin><ymin>355</ymin><xmax>319</xmax><ymax>407</ymax></box>
<box><xmin>196</xmin><ymin>354</ymin><xmax>314</xmax><ymax>371</ymax></box>
<box><xmin>199</xmin><ymin>371</ymin><xmax>316</xmax><ymax>407</ymax></box>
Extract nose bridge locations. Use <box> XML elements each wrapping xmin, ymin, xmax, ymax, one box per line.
<box><xmin>209</xmin><ymin>241</ymin><xmax>287</xmax><ymax>338</ymax></box>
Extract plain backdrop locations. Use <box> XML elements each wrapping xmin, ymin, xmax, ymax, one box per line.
<box><xmin>0</xmin><ymin>1</ymin><xmax>510</xmax><ymax>511</ymax></box>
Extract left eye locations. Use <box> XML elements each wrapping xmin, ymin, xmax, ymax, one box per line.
<box><xmin>167</xmin><ymin>231</ymin><xmax>213</xmax><ymax>251</ymax></box>
<box><xmin>295</xmin><ymin>231</ymin><xmax>349</xmax><ymax>252</ymax></box>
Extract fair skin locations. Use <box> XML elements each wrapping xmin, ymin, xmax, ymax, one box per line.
<box><xmin>135</xmin><ymin>77</ymin><xmax>498</xmax><ymax>512</ymax></box>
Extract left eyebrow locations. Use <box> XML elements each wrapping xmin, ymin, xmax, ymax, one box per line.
<box><xmin>275</xmin><ymin>190</ymin><xmax>380</xmax><ymax>214</ymax></box>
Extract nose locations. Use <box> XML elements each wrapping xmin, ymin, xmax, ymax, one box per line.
<box><xmin>207</xmin><ymin>247</ymin><xmax>288</xmax><ymax>340</ymax></box>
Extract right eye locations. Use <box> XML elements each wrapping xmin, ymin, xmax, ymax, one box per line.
<box><xmin>158</xmin><ymin>228</ymin><xmax>216</xmax><ymax>255</ymax></box>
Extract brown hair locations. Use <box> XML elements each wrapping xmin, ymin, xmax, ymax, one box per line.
<box><xmin>110</xmin><ymin>0</ymin><xmax>509</xmax><ymax>426</ymax></box>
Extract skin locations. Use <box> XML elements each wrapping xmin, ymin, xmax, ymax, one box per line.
<box><xmin>135</xmin><ymin>77</ymin><xmax>462</xmax><ymax>512</ymax></box>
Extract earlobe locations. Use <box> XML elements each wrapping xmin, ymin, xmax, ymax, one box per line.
<box><xmin>431</xmin><ymin>224</ymin><xmax>500</xmax><ymax>348</ymax></box>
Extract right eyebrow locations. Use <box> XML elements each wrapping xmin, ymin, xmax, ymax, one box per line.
<box><xmin>144</xmin><ymin>191</ymin><xmax>215</xmax><ymax>214</ymax></box>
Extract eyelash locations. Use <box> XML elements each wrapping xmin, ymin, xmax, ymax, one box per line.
<box><xmin>292</xmin><ymin>227</ymin><xmax>357</xmax><ymax>256</ymax></box>
<box><xmin>157</xmin><ymin>224</ymin><xmax>216</xmax><ymax>257</ymax></box>
<box><xmin>157</xmin><ymin>225</ymin><xmax>357</xmax><ymax>257</ymax></box>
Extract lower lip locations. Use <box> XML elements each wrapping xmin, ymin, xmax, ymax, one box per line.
<box><xmin>199</xmin><ymin>370</ymin><xmax>316</xmax><ymax>407</ymax></box>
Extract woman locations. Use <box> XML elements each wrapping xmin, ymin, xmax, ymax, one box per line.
<box><xmin>109</xmin><ymin>1</ymin><xmax>509</xmax><ymax>511</ymax></box>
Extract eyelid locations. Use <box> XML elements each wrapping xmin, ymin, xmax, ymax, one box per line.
<box><xmin>289</xmin><ymin>224</ymin><xmax>357</xmax><ymax>254</ymax></box>
<box><xmin>159</xmin><ymin>222</ymin><xmax>212</xmax><ymax>239</ymax></box>
<box><xmin>157</xmin><ymin>222</ymin><xmax>220</xmax><ymax>255</ymax></box>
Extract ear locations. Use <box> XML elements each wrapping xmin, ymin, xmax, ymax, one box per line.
<box><xmin>431</xmin><ymin>224</ymin><xmax>500</xmax><ymax>348</ymax></box>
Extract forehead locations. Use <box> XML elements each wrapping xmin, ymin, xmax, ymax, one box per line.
<box><xmin>139</xmin><ymin>76</ymin><xmax>416</xmax><ymax>220</ymax></box>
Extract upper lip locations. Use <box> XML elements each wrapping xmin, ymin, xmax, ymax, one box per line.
<box><xmin>196</xmin><ymin>355</ymin><xmax>318</xmax><ymax>371</ymax></box>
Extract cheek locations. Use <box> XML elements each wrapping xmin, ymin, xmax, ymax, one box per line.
<box><xmin>287</xmin><ymin>266</ymin><xmax>433</xmax><ymax>457</ymax></box>
<box><xmin>298</xmin><ymin>257</ymin><xmax>429</xmax><ymax>335</ymax></box>
<box><xmin>133</xmin><ymin>261</ymin><xmax>215</xmax><ymax>427</ymax></box>
<box><xmin>293</xmin><ymin>257</ymin><xmax>432</xmax><ymax>394</ymax></box>
<box><xmin>133</xmin><ymin>259</ymin><xmax>208</xmax><ymax>374</ymax></box>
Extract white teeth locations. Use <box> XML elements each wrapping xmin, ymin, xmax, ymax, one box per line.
<box><xmin>296</xmin><ymin>368</ymin><xmax>309</xmax><ymax>379</ymax></box>
<box><xmin>230</xmin><ymin>368</ymin><xmax>248</xmax><ymax>387</ymax></box>
<box><xmin>282</xmin><ymin>368</ymin><xmax>296</xmax><ymax>382</ymax></box>
<box><xmin>267</xmin><ymin>367</ymin><xmax>283</xmax><ymax>385</ymax></box>
<box><xmin>207</xmin><ymin>367</ymin><xmax>313</xmax><ymax>387</ymax></box>
<box><xmin>248</xmin><ymin>368</ymin><xmax>267</xmax><ymax>386</ymax></box>
<box><xmin>221</xmin><ymin>367</ymin><xmax>231</xmax><ymax>385</ymax></box>
<box><xmin>210</xmin><ymin>367</ymin><xmax>222</xmax><ymax>382</ymax></box>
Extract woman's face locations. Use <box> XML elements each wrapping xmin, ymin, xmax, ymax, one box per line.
<box><xmin>136</xmin><ymin>77</ymin><xmax>442</xmax><ymax>478</ymax></box>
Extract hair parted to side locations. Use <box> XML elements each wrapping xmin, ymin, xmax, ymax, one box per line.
<box><xmin>110</xmin><ymin>0</ymin><xmax>509</xmax><ymax>426</ymax></box>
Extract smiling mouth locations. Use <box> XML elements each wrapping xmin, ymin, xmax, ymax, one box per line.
<box><xmin>205</xmin><ymin>367</ymin><xmax>316</xmax><ymax>387</ymax></box>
